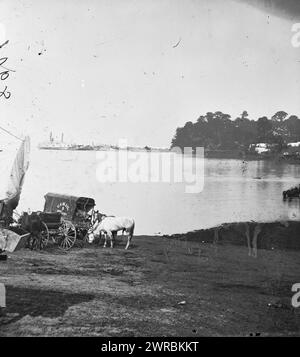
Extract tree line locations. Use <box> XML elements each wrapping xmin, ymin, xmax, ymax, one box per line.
<box><xmin>170</xmin><ymin>111</ymin><xmax>300</xmax><ymax>152</ymax></box>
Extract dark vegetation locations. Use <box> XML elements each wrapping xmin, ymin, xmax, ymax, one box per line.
<box><xmin>171</xmin><ymin>110</ymin><xmax>300</xmax><ymax>156</ymax></box>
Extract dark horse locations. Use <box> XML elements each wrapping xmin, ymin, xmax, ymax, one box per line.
<box><xmin>19</xmin><ymin>212</ymin><xmax>44</xmax><ymax>250</ymax></box>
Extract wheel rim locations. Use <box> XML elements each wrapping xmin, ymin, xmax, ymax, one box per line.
<box><xmin>58</xmin><ymin>220</ymin><xmax>76</xmax><ymax>250</ymax></box>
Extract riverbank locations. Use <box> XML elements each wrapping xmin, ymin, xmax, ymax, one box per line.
<box><xmin>165</xmin><ymin>220</ymin><xmax>300</xmax><ymax>251</ymax></box>
<box><xmin>204</xmin><ymin>149</ymin><xmax>300</xmax><ymax>163</ymax></box>
<box><xmin>37</xmin><ymin>146</ymin><xmax>300</xmax><ymax>165</ymax></box>
<box><xmin>0</xmin><ymin>219</ymin><xmax>299</xmax><ymax>336</ymax></box>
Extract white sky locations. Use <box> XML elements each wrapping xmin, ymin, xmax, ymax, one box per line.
<box><xmin>0</xmin><ymin>0</ymin><xmax>300</xmax><ymax>147</ymax></box>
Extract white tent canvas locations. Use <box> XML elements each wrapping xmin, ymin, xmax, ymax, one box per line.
<box><xmin>0</xmin><ymin>136</ymin><xmax>30</xmax><ymax>253</ymax></box>
<box><xmin>5</xmin><ymin>136</ymin><xmax>30</xmax><ymax>209</ymax></box>
<box><xmin>0</xmin><ymin>141</ymin><xmax>20</xmax><ymax>200</ymax></box>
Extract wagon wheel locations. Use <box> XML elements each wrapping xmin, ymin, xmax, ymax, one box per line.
<box><xmin>58</xmin><ymin>220</ymin><xmax>77</xmax><ymax>251</ymax></box>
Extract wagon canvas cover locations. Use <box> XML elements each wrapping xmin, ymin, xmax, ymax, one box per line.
<box><xmin>0</xmin><ymin>136</ymin><xmax>31</xmax><ymax>252</ymax></box>
<box><xmin>43</xmin><ymin>193</ymin><xmax>95</xmax><ymax>220</ymax></box>
<box><xmin>5</xmin><ymin>136</ymin><xmax>30</xmax><ymax>211</ymax></box>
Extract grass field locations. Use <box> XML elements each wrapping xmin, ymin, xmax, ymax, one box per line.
<box><xmin>0</xmin><ymin>230</ymin><xmax>299</xmax><ymax>336</ymax></box>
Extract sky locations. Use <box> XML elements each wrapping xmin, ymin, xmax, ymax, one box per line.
<box><xmin>0</xmin><ymin>0</ymin><xmax>300</xmax><ymax>147</ymax></box>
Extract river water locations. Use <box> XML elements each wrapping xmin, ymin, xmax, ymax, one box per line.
<box><xmin>3</xmin><ymin>148</ymin><xmax>295</xmax><ymax>235</ymax></box>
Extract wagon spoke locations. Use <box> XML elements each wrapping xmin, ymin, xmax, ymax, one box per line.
<box><xmin>66</xmin><ymin>238</ymin><xmax>72</xmax><ymax>247</ymax></box>
<box><xmin>58</xmin><ymin>220</ymin><xmax>77</xmax><ymax>251</ymax></box>
<box><xmin>65</xmin><ymin>235</ymin><xmax>72</xmax><ymax>245</ymax></box>
<box><xmin>65</xmin><ymin>235</ymin><xmax>74</xmax><ymax>248</ymax></box>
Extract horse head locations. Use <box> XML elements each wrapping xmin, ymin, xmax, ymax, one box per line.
<box><xmin>87</xmin><ymin>213</ymin><xmax>106</xmax><ymax>243</ymax></box>
<box><xmin>98</xmin><ymin>212</ymin><xmax>107</xmax><ymax>221</ymax></box>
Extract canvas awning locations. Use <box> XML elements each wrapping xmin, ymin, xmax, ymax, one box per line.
<box><xmin>43</xmin><ymin>193</ymin><xmax>95</xmax><ymax>220</ymax></box>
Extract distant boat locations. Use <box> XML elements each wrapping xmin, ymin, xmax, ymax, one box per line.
<box><xmin>38</xmin><ymin>142</ymin><xmax>70</xmax><ymax>150</ymax></box>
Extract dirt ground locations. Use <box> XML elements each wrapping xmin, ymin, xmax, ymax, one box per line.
<box><xmin>0</xmin><ymin>233</ymin><xmax>300</xmax><ymax>337</ymax></box>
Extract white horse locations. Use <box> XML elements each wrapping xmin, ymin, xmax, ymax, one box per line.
<box><xmin>88</xmin><ymin>215</ymin><xmax>135</xmax><ymax>249</ymax></box>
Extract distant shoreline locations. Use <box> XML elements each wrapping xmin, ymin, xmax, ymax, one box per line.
<box><xmin>162</xmin><ymin>220</ymin><xmax>300</xmax><ymax>251</ymax></box>
<box><xmin>37</xmin><ymin>146</ymin><xmax>300</xmax><ymax>163</ymax></box>
<box><xmin>38</xmin><ymin>146</ymin><xmax>170</xmax><ymax>153</ymax></box>
<box><xmin>204</xmin><ymin>150</ymin><xmax>300</xmax><ymax>163</ymax></box>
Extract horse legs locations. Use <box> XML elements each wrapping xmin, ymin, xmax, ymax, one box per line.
<box><xmin>103</xmin><ymin>232</ymin><xmax>108</xmax><ymax>248</ymax></box>
<box><xmin>99</xmin><ymin>231</ymin><xmax>104</xmax><ymax>246</ymax></box>
<box><xmin>125</xmin><ymin>228</ymin><xmax>134</xmax><ymax>250</ymax></box>
<box><xmin>213</xmin><ymin>227</ymin><xmax>219</xmax><ymax>245</ymax></box>
<box><xmin>125</xmin><ymin>234</ymin><xmax>131</xmax><ymax>250</ymax></box>
<box><xmin>104</xmin><ymin>231</ymin><xmax>114</xmax><ymax>248</ymax></box>
<box><xmin>111</xmin><ymin>231</ymin><xmax>117</xmax><ymax>248</ymax></box>
<box><xmin>252</xmin><ymin>224</ymin><xmax>262</xmax><ymax>258</ymax></box>
<box><xmin>103</xmin><ymin>231</ymin><xmax>115</xmax><ymax>248</ymax></box>
<box><xmin>244</xmin><ymin>222</ymin><xmax>251</xmax><ymax>256</ymax></box>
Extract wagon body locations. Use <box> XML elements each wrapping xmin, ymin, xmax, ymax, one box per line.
<box><xmin>43</xmin><ymin>193</ymin><xmax>95</xmax><ymax>223</ymax></box>
<box><xmin>2</xmin><ymin>193</ymin><xmax>97</xmax><ymax>252</ymax></box>
<box><xmin>40</xmin><ymin>193</ymin><xmax>96</xmax><ymax>250</ymax></box>
<box><xmin>38</xmin><ymin>212</ymin><xmax>62</xmax><ymax>230</ymax></box>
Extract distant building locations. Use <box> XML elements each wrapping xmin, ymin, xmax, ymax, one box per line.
<box><xmin>249</xmin><ymin>143</ymin><xmax>270</xmax><ymax>154</ymax></box>
<box><xmin>287</xmin><ymin>142</ymin><xmax>300</xmax><ymax>147</ymax></box>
